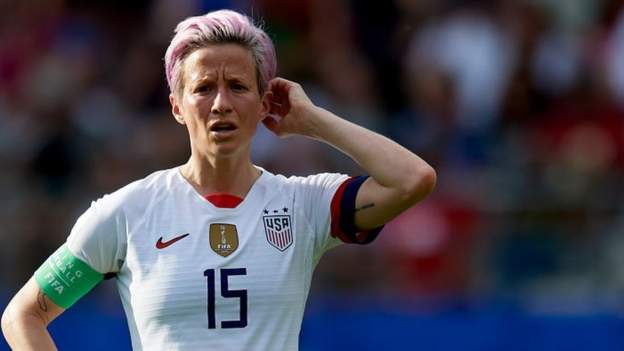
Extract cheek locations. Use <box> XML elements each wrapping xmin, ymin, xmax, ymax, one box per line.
<box><xmin>247</xmin><ymin>105</ymin><xmax>265</xmax><ymax>129</ymax></box>
<box><xmin>184</xmin><ymin>95</ymin><xmax>213</xmax><ymax>119</ymax></box>
<box><xmin>242</xmin><ymin>96</ymin><xmax>265</xmax><ymax>119</ymax></box>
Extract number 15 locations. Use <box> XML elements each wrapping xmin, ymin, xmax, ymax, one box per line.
<box><xmin>203</xmin><ymin>268</ymin><xmax>247</xmax><ymax>329</ymax></box>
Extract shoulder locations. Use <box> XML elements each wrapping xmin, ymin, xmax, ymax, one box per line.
<box><xmin>259</xmin><ymin>169</ymin><xmax>348</xmax><ymax>197</ymax></box>
<box><xmin>285</xmin><ymin>172</ymin><xmax>349</xmax><ymax>190</ymax></box>
<box><xmin>92</xmin><ymin>168</ymin><xmax>180</xmax><ymax>212</ymax></box>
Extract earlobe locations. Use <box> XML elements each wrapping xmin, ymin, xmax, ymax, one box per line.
<box><xmin>169</xmin><ymin>94</ymin><xmax>186</xmax><ymax>125</ymax></box>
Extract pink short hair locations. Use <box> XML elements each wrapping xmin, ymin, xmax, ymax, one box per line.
<box><xmin>164</xmin><ymin>10</ymin><xmax>277</xmax><ymax>95</ymax></box>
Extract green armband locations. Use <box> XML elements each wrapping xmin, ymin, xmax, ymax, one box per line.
<box><xmin>34</xmin><ymin>244</ymin><xmax>104</xmax><ymax>309</ymax></box>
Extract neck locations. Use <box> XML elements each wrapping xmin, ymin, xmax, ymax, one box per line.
<box><xmin>180</xmin><ymin>152</ymin><xmax>260</xmax><ymax>197</ymax></box>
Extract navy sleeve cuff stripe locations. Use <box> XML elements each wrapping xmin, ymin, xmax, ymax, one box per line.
<box><xmin>330</xmin><ymin>175</ymin><xmax>384</xmax><ymax>245</ymax></box>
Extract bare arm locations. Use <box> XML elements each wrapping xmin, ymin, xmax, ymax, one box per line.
<box><xmin>263</xmin><ymin>78</ymin><xmax>436</xmax><ymax>230</ymax></box>
<box><xmin>2</xmin><ymin>277</ymin><xmax>64</xmax><ymax>350</ymax></box>
<box><xmin>308</xmin><ymin>110</ymin><xmax>436</xmax><ymax>229</ymax></box>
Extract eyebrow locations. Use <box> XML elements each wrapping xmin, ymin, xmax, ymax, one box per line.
<box><xmin>189</xmin><ymin>72</ymin><xmax>216</xmax><ymax>84</ymax></box>
<box><xmin>226</xmin><ymin>76</ymin><xmax>252</xmax><ymax>85</ymax></box>
<box><xmin>192</xmin><ymin>74</ymin><xmax>253</xmax><ymax>86</ymax></box>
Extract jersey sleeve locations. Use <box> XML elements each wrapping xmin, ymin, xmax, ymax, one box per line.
<box><xmin>329</xmin><ymin>175</ymin><xmax>384</xmax><ymax>245</ymax></box>
<box><xmin>65</xmin><ymin>194</ymin><xmax>127</xmax><ymax>275</ymax></box>
<box><xmin>34</xmin><ymin>194</ymin><xmax>126</xmax><ymax>309</ymax></box>
<box><xmin>291</xmin><ymin>173</ymin><xmax>384</xmax><ymax>260</ymax></box>
<box><xmin>291</xmin><ymin>173</ymin><xmax>346</xmax><ymax>257</ymax></box>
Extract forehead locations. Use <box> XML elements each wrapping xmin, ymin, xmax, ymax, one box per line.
<box><xmin>183</xmin><ymin>44</ymin><xmax>256</xmax><ymax>83</ymax></box>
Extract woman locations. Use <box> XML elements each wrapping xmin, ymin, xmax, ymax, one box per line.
<box><xmin>2</xmin><ymin>9</ymin><xmax>436</xmax><ymax>350</ymax></box>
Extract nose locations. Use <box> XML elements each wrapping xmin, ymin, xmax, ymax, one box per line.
<box><xmin>211</xmin><ymin>86</ymin><xmax>233</xmax><ymax>115</ymax></box>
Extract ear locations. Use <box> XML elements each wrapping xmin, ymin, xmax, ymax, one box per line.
<box><xmin>169</xmin><ymin>93</ymin><xmax>186</xmax><ymax>125</ymax></box>
<box><xmin>259</xmin><ymin>90</ymin><xmax>272</xmax><ymax>122</ymax></box>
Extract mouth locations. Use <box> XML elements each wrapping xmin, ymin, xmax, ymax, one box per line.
<box><xmin>209</xmin><ymin>121</ymin><xmax>238</xmax><ymax>136</ymax></box>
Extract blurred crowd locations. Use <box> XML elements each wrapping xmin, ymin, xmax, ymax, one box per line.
<box><xmin>2</xmin><ymin>0</ymin><xmax>624</xmax><ymax>314</ymax></box>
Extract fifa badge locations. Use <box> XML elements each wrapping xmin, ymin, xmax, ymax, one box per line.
<box><xmin>209</xmin><ymin>223</ymin><xmax>239</xmax><ymax>257</ymax></box>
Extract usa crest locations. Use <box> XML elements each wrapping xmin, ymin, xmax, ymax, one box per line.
<box><xmin>209</xmin><ymin>223</ymin><xmax>239</xmax><ymax>257</ymax></box>
<box><xmin>263</xmin><ymin>213</ymin><xmax>293</xmax><ymax>251</ymax></box>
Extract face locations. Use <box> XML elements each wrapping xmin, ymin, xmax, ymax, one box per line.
<box><xmin>170</xmin><ymin>44</ymin><xmax>269</xmax><ymax>159</ymax></box>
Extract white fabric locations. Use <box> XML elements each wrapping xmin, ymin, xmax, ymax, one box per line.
<box><xmin>66</xmin><ymin>167</ymin><xmax>347</xmax><ymax>351</ymax></box>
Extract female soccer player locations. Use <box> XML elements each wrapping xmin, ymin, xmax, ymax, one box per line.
<box><xmin>2</xmin><ymin>9</ymin><xmax>436</xmax><ymax>350</ymax></box>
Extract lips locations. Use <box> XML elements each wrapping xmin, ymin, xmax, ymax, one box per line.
<box><xmin>209</xmin><ymin>121</ymin><xmax>238</xmax><ymax>132</ymax></box>
<box><xmin>209</xmin><ymin>121</ymin><xmax>238</xmax><ymax>138</ymax></box>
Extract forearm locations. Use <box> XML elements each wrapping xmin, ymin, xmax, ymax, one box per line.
<box><xmin>308</xmin><ymin>107</ymin><xmax>435</xmax><ymax>199</ymax></box>
<box><xmin>2</xmin><ymin>309</ymin><xmax>57</xmax><ymax>351</ymax></box>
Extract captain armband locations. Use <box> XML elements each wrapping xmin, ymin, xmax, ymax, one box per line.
<box><xmin>34</xmin><ymin>244</ymin><xmax>104</xmax><ymax>309</ymax></box>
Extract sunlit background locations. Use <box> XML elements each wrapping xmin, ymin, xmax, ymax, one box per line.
<box><xmin>2</xmin><ymin>0</ymin><xmax>624</xmax><ymax>349</ymax></box>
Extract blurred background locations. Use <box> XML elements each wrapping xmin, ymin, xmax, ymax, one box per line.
<box><xmin>2</xmin><ymin>0</ymin><xmax>624</xmax><ymax>349</ymax></box>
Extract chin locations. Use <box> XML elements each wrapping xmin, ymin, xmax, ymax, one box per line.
<box><xmin>213</xmin><ymin>149</ymin><xmax>239</xmax><ymax>158</ymax></box>
<box><xmin>210</xmin><ymin>143</ymin><xmax>246</xmax><ymax>159</ymax></box>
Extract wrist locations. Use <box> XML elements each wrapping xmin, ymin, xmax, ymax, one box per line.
<box><xmin>305</xmin><ymin>106</ymin><xmax>337</xmax><ymax>140</ymax></box>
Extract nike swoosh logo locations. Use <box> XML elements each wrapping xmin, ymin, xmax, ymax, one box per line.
<box><xmin>156</xmin><ymin>233</ymin><xmax>190</xmax><ymax>249</ymax></box>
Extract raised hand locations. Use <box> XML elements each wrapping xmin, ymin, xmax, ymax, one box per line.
<box><xmin>262</xmin><ymin>78</ymin><xmax>318</xmax><ymax>138</ymax></box>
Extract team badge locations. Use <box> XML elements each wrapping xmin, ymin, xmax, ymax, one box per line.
<box><xmin>263</xmin><ymin>208</ymin><xmax>293</xmax><ymax>251</ymax></box>
<box><xmin>209</xmin><ymin>223</ymin><xmax>239</xmax><ymax>257</ymax></box>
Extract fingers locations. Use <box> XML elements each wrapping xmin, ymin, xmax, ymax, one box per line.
<box><xmin>269</xmin><ymin>77</ymin><xmax>311</xmax><ymax>108</ymax></box>
<box><xmin>268</xmin><ymin>77</ymin><xmax>302</xmax><ymax>101</ymax></box>
<box><xmin>262</xmin><ymin>116</ymin><xmax>280</xmax><ymax>133</ymax></box>
<box><xmin>268</xmin><ymin>78</ymin><xmax>292</xmax><ymax>97</ymax></box>
<box><xmin>268</xmin><ymin>77</ymin><xmax>297</xmax><ymax>91</ymax></box>
<box><xmin>269</xmin><ymin>100</ymin><xmax>289</xmax><ymax>117</ymax></box>
<box><xmin>268</xmin><ymin>79</ymin><xmax>292</xmax><ymax>117</ymax></box>
<box><xmin>265</xmin><ymin>77</ymin><xmax>314</xmax><ymax>138</ymax></box>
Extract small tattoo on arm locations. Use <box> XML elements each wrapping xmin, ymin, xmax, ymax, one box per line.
<box><xmin>37</xmin><ymin>290</ymin><xmax>48</xmax><ymax>312</ymax></box>
<box><xmin>355</xmin><ymin>203</ymin><xmax>375</xmax><ymax>212</ymax></box>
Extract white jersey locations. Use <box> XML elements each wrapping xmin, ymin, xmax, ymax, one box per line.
<box><xmin>65</xmin><ymin>167</ymin><xmax>355</xmax><ymax>350</ymax></box>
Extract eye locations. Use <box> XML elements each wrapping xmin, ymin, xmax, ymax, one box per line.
<box><xmin>231</xmin><ymin>82</ymin><xmax>248</xmax><ymax>92</ymax></box>
<box><xmin>193</xmin><ymin>83</ymin><xmax>213</xmax><ymax>94</ymax></box>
